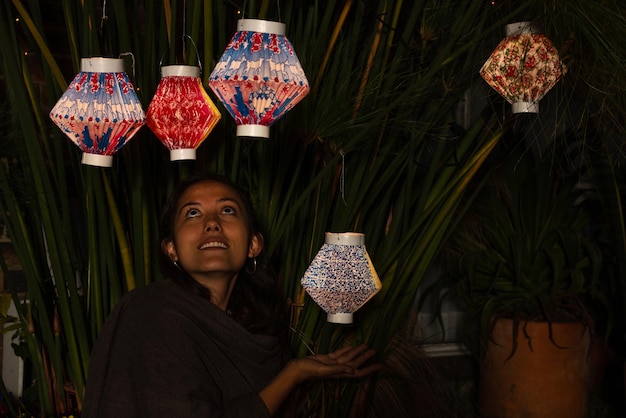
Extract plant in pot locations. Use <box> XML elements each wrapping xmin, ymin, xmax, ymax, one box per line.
<box><xmin>441</xmin><ymin>148</ymin><xmax>608</xmax><ymax>418</ymax></box>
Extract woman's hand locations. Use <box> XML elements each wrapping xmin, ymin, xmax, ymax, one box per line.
<box><xmin>290</xmin><ymin>343</ymin><xmax>382</xmax><ymax>382</ymax></box>
<box><xmin>259</xmin><ymin>344</ymin><xmax>382</xmax><ymax>415</ymax></box>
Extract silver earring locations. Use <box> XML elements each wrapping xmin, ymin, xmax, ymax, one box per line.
<box><xmin>172</xmin><ymin>259</ymin><xmax>184</xmax><ymax>272</ymax></box>
<box><xmin>245</xmin><ymin>257</ymin><xmax>257</xmax><ymax>275</ymax></box>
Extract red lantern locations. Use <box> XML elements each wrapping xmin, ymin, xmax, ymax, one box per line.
<box><xmin>146</xmin><ymin>65</ymin><xmax>221</xmax><ymax>160</ymax></box>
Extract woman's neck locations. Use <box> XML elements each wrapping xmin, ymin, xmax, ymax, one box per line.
<box><xmin>191</xmin><ymin>272</ymin><xmax>238</xmax><ymax>311</ymax></box>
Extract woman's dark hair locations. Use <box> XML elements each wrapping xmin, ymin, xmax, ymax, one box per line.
<box><xmin>158</xmin><ymin>173</ymin><xmax>286</xmax><ymax>337</ymax></box>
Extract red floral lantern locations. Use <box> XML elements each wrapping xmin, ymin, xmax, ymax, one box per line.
<box><xmin>49</xmin><ymin>57</ymin><xmax>145</xmax><ymax>167</ymax></box>
<box><xmin>146</xmin><ymin>65</ymin><xmax>221</xmax><ymax>160</ymax></box>
<box><xmin>480</xmin><ymin>22</ymin><xmax>566</xmax><ymax>113</ymax></box>
<box><xmin>208</xmin><ymin>19</ymin><xmax>310</xmax><ymax>139</ymax></box>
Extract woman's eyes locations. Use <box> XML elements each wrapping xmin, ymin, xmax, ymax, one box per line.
<box><xmin>183</xmin><ymin>206</ymin><xmax>237</xmax><ymax>218</ymax></box>
<box><xmin>222</xmin><ymin>206</ymin><xmax>236</xmax><ymax>215</ymax></box>
<box><xmin>184</xmin><ymin>208</ymin><xmax>201</xmax><ymax>218</ymax></box>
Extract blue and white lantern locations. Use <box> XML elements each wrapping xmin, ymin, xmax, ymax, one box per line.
<box><xmin>301</xmin><ymin>232</ymin><xmax>382</xmax><ymax>324</ymax></box>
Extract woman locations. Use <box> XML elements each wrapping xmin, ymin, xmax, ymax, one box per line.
<box><xmin>82</xmin><ymin>174</ymin><xmax>380</xmax><ymax>417</ymax></box>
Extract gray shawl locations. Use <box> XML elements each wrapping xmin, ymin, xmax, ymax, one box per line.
<box><xmin>82</xmin><ymin>279</ymin><xmax>286</xmax><ymax>417</ymax></box>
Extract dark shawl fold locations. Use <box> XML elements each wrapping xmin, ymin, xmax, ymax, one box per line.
<box><xmin>82</xmin><ymin>279</ymin><xmax>286</xmax><ymax>418</ymax></box>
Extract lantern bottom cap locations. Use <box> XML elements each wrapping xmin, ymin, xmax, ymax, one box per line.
<box><xmin>327</xmin><ymin>313</ymin><xmax>354</xmax><ymax>324</ymax></box>
<box><xmin>82</xmin><ymin>153</ymin><xmax>113</xmax><ymax>167</ymax></box>
<box><xmin>237</xmin><ymin>124</ymin><xmax>270</xmax><ymax>139</ymax></box>
<box><xmin>512</xmin><ymin>101</ymin><xmax>539</xmax><ymax>113</ymax></box>
<box><xmin>170</xmin><ymin>148</ymin><xmax>197</xmax><ymax>161</ymax></box>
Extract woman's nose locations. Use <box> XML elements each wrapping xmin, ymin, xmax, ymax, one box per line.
<box><xmin>204</xmin><ymin>217</ymin><xmax>221</xmax><ymax>231</ymax></box>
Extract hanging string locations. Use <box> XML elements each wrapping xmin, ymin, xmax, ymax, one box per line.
<box><xmin>118</xmin><ymin>52</ymin><xmax>137</xmax><ymax>79</ymax></box>
<box><xmin>182</xmin><ymin>0</ymin><xmax>187</xmax><ymax>35</ymax></box>
<box><xmin>99</xmin><ymin>0</ymin><xmax>110</xmax><ymax>57</ymax></box>
<box><xmin>340</xmin><ymin>149</ymin><xmax>347</xmax><ymax>205</ymax></box>
<box><xmin>100</xmin><ymin>0</ymin><xmax>108</xmax><ymax>31</ymax></box>
<box><xmin>277</xmin><ymin>0</ymin><xmax>282</xmax><ymax>22</ymax></box>
<box><xmin>158</xmin><ymin>0</ymin><xmax>200</xmax><ymax>71</ymax></box>
<box><xmin>182</xmin><ymin>0</ymin><xmax>187</xmax><ymax>61</ymax></box>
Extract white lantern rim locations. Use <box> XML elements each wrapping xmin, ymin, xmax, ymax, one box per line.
<box><xmin>327</xmin><ymin>313</ymin><xmax>354</xmax><ymax>324</ymax></box>
<box><xmin>324</xmin><ymin>232</ymin><xmax>365</xmax><ymax>246</ymax></box>
<box><xmin>81</xmin><ymin>153</ymin><xmax>113</xmax><ymax>167</ymax></box>
<box><xmin>505</xmin><ymin>21</ymin><xmax>540</xmax><ymax>36</ymax></box>
<box><xmin>81</xmin><ymin>57</ymin><xmax>125</xmax><ymax>73</ymax></box>
<box><xmin>237</xmin><ymin>19</ymin><xmax>286</xmax><ymax>35</ymax></box>
<box><xmin>162</xmin><ymin>65</ymin><xmax>201</xmax><ymax>78</ymax></box>
<box><xmin>512</xmin><ymin>101</ymin><xmax>539</xmax><ymax>113</ymax></box>
<box><xmin>170</xmin><ymin>148</ymin><xmax>197</xmax><ymax>161</ymax></box>
<box><xmin>236</xmin><ymin>124</ymin><xmax>270</xmax><ymax>139</ymax></box>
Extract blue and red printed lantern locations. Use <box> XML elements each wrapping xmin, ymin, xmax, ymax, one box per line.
<box><xmin>208</xmin><ymin>19</ymin><xmax>309</xmax><ymax>139</ymax></box>
<box><xmin>146</xmin><ymin>65</ymin><xmax>221</xmax><ymax>160</ymax></box>
<box><xmin>49</xmin><ymin>57</ymin><xmax>145</xmax><ymax>167</ymax></box>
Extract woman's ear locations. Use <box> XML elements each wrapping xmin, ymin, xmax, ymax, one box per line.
<box><xmin>248</xmin><ymin>232</ymin><xmax>264</xmax><ymax>257</ymax></box>
<box><xmin>161</xmin><ymin>239</ymin><xmax>178</xmax><ymax>261</ymax></box>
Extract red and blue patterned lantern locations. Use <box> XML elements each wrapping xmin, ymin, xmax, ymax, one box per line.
<box><xmin>480</xmin><ymin>22</ymin><xmax>566</xmax><ymax>113</ymax></box>
<box><xmin>49</xmin><ymin>57</ymin><xmax>146</xmax><ymax>167</ymax></box>
<box><xmin>208</xmin><ymin>19</ymin><xmax>310</xmax><ymax>139</ymax></box>
<box><xmin>146</xmin><ymin>65</ymin><xmax>221</xmax><ymax>160</ymax></box>
<box><xmin>301</xmin><ymin>232</ymin><xmax>382</xmax><ymax>324</ymax></box>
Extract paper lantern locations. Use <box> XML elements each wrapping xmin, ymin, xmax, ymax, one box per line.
<box><xmin>208</xmin><ymin>19</ymin><xmax>310</xmax><ymax>139</ymax></box>
<box><xmin>480</xmin><ymin>22</ymin><xmax>566</xmax><ymax>113</ymax></box>
<box><xmin>301</xmin><ymin>232</ymin><xmax>382</xmax><ymax>324</ymax></box>
<box><xmin>49</xmin><ymin>57</ymin><xmax>145</xmax><ymax>167</ymax></box>
<box><xmin>146</xmin><ymin>65</ymin><xmax>221</xmax><ymax>160</ymax></box>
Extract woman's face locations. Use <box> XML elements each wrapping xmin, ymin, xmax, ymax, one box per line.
<box><xmin>163</xmin><ymin>180</ymin><xmax>262</xmax><ymax>282</ymax></box>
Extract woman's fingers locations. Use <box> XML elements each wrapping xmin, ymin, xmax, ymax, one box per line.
<box><xmin>326</xmin><ymin>344</ymin><xmax>358</xmax><ymax>359</ymax></box>
<box><xmin>298</xmin><ymin>344</ymin><xmax>382</xmax><ymax>380</ymax></box>
<box><xmin>351</xmin><ymin>361</ymin><xmax>383</xmax><ymax>378</ymax></box>
<box><xmin>331</xmin><ymin>344</ymin><xmax>375</xmax><ymax>366</ymax></box>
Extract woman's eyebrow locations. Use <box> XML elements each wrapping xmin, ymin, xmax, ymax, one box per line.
<box><xmin>217</xmin><ymin>197</ymin><xmax>241</xmax><ymax>205</ymax></box>
<box><xmin>179</xmin><ymin>201</ymin><xmax>200</xmax><ymax>210</ymax></box>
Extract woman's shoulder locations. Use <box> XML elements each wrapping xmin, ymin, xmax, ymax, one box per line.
<box><xmin>113</xmin><ymin>279</ymin><xmax>233</xmax><ymax>325</ymax></box>
<box><xmin>117</xmin><ymin>279</ymin><xmax>176</xmax><ymax>307</ymax></box>
<box><xmin>123</xmin><ymin>278</ymin><xmax>178</xmax><ymax>299</ymax></box>
<box><xmin>110</xmin><ymin>279</ymin><xmax>200</xmax><ymax>321</ymax></box>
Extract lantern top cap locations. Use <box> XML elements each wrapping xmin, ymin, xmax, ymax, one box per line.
<box><xmin>161</xmin><ymin>65</ymin><xmax>201</xmax><ymax>78</ymax></box>
<box><xmin>80</xmin><ymin>57</ymin><xmax>125</xmax><ymax>73</ymax></box>
<box><xmin>324</xmin><ymin>232</ymin><xmax>365</xmax><ymax>246</ymax></box>
<box><xmin>237</xmin><ymin>19</ymin><xmax>286</xmax><ymax>35</ymax></box>
<box><xmin>505</xmin><ymin>21</ymin><xmax>541</xmax><ymax>36</ymax></box>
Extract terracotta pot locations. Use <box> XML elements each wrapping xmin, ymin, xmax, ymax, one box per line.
<box><xmin>588</xmin><ymin>336</ymin><xmax>615</xmax><ymax>388</ymax></box>
<box><xmin>479</xmin><ymin>318</ymin><xmax>591</xmax><ymax>418</ymax></box>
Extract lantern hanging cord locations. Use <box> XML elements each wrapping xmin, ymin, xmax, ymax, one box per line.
<box><xmin>99</xmin><ymin>0</ymin><xmax>112</xmax><ymax>56</ymax></box>
<box><xmin>118</xmin><ymin>52</ymin><xmax>137</xmax><ymax>79</ymax></box>
<box><xmin>100</xmin><ymin>0</ymin><xmax>108</xmax><ymax>31</ymax></box>
<box><xmin>340</xmin><ymin>149</ymin><xmax>346</xmax><ymax>205</ymax></box>
<box><xmin>182</xmin><ymin>0</ymin><xmax>187</xmax><ymax>59</ymax></box>
<box><xmin>240</xmin><ymin>0</ymin><xmax>280</xmax><ymax>20</ymax></box>
<box><xmin>182</xmin><ymin>0</ymin><xmax>187</xmax><ymax>35</ymax></box>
